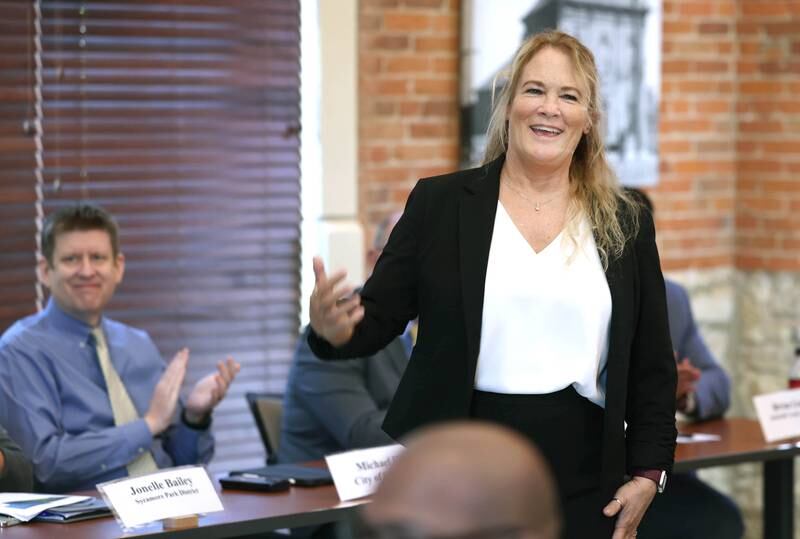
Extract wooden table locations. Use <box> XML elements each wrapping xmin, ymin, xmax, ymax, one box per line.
<box><xmin>1</xmin><ymin>483</ymin><xmax>363</xmax><ymax>538</ymax></box>
<box><xmin>4</xmin><ymin>418</ymin><xmax>797</xmax><ymax>538</ymax></box>
<box><xmin>675</xmin><ymin>417</ymin><xmax>800</xmax><ymax>539</ymax></box>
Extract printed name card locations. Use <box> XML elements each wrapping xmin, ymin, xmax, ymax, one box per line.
<box><xmin>325</xmin><ymin>444</ymin><xmax>404</xmax><ymax>501</ymax></box>
<box><xmin>753</xmin><ymin>389</ymin><xmax>800</xmax><ymax>442</ymax></box>
<box><xmin>97</xmin><ymin>465</ymin><xmax>223</xmax><ymax>529</ymax></box>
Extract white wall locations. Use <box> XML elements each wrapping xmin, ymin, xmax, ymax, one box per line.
<box><xmin>300</xmin><ymin>0</ymin><xmax>363</xmax><ymax>325</ymax></box>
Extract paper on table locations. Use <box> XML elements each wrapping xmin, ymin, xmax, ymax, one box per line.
<box><xmin>0</xmin><ymin>493</ymin><xmax>90</xmax><ymax>522</ymax></box>
<box><xmin>677</xmin><ymin>432</ymin><xmax>721</xmax><ymax>444</ymax></box>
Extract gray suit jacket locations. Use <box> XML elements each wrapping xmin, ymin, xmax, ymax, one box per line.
<box><xmin>277</xmin><ymin>326</ymin><xmax>409</xmax><ymax>463</ymax></box>
<box><xmin>0</xmin><ymin>425</ymin><xmax>33</xmax><ymax>492</ymax></box>
<box><xmin>665</xmin><ymin>279</ymin><xmax>730</xmax><ymax>420</ymax></box>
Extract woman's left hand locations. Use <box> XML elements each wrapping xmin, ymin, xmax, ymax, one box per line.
<box><xmin>603</xmin><ymin>476</ymin><xmax>657</xmax><ymax>538</ymax></box>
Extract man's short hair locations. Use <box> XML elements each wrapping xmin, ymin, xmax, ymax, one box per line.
<box><xmin>41</xmin><ymin>203</ymin><xmax>120</xmax><ymax>266</ymax></box>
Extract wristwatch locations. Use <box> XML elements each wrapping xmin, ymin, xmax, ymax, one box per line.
<box><xmin>632</xmin><ymin>469</ymin><xmax>667</xmax><ymax>493</ymax></box>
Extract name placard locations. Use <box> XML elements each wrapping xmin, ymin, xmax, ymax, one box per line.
<box><xmin>324</xmin><ymin>444</ymin><xmax>404</xmax><ymax>501</ymax></box>
<box><xmin>97</xmin><ymin>465</ymin><xmax>223</xmax><ymax>529</ymax></box>
<box><xmin>753</xmin><ymin>389</ymin><xmax>800</xmax><ymax>442</ymax></box>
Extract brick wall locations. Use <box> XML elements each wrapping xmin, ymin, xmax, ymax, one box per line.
<box><xmin>358</xmin><ymin>0</ymin><xmax>461</xmax><ymax>247</ymax></box>
<box><xmin>654</xmin><ymin>0</ymin><xmax>738</xmax><ymax>270</ymax></box>
<box><xmin>358</xmin><ymin>0</ymin><xmax>799</xmax><ymax>273</ymax></box>
<box><xmin>734</xmin><ymin>0</ymin><xmax>800</xmax><ymax>271</ymax></box>
<box><xmin>654</xmin><ymin>0</ymin><xmax>799</xmax><ymax>271</ymax></box>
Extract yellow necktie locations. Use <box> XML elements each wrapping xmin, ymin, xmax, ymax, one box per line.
<box><xmin>91</xmin><ymin>327</ymin><xmax>159</xmax><ymax>477</ymax></box>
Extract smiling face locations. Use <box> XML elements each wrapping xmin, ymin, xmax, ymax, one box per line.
<box><xmin>39</xmin><ymin>229</ymin><xmax>125</xmax><ymax>326</ymax></box>
<box><xmin>506</xmin><ymin>46</ymin><xmax>591</xmax><ymax>175</ymax></box>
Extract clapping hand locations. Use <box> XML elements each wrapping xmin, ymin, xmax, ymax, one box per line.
<box><xmin>145</xmin><ymin>348</ymin><xmax>190</xmax><ymax>435</ymax></box>
<box><xmin>309</xmin><ymin>256</ymin><xmax>364</xmax><ymax>347</ymax></box>
<box><xmin>675</xmin><ymin>356</ymin><xmax>701</xmax><ymax>401</ymax></box>
<box><xmin>185</xmin><ymin>357</ymin><xmax>241</xmax><ymax>423</ymax></box>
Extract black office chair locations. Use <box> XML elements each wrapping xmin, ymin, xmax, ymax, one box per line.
<box><xmin>245</xmin><ymin>392</ymin><xmax>283</xmax><ymax>464</ymax></box>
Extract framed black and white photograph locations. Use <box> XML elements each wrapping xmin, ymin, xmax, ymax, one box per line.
<box><xmin>460</xmin><ymin>0</ymin><xmax>662</xmax><ymax>186</ymax></box>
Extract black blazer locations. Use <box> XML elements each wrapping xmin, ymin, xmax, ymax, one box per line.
<box><xmin>310</xmin><ymin>155</ymin><xmax>677</xmax><ymax>493</ymax></box>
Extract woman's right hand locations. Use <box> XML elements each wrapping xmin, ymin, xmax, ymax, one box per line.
<box><xmin>309</xmin><ymin>256</ymin><xmax>365</xmax><ymax>347</ymax></box>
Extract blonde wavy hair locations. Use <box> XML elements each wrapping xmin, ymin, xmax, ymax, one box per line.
<box><xmin>483</xmin><ymin>29</ymin><xmax>638</xmax><ymax>268</ymax></box>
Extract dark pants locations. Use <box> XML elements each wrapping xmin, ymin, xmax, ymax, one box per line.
<box><xmin>471</xmin><ymin>386</ymin><xmax>615</xmax><ymax>539</ymax></box>
<box><xmin>638</xmin><ymin>473</ymin><xmax>744</xmax><ymax>539</ymax></box>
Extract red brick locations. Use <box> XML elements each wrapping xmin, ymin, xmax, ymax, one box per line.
<box><xmin>376</xmin><ymin>79</ymin><xmax>410</xmax><ymax>95</ymax></box>
<box><xmin>698</xmin><ymin>22</ymin><xmax>730</xmax><ymax>34</ymax></box>
<box><xmin>404</xmin><ymin>0</ymin><xmax>445</xmax><ymax>7</ymax></box>
<box><xmin>414</xmin><ymin>78</ymin><xmax>456</xmax><ymax>95</ymax></box>
<box><xmin>763</xmin><ymin>141</ymin><xmax>800</xmax><ymax>154</ymax></box>
<box><xmin>739</xmin><ymin>41</ymin><xmax>761</xmax><ymax>56</ymax></box>
<box><xmin>400</xmin><ymin>101</ymin><xmax>422</xmax><ymax>114</ymax></box>
<box><xmin>386</xmin><ymin>56</ymin><xmax>430</xmax><ymax>73</ymax></box>
<box><xmin>361</xmin><ymin>123</ymin><xmax>405</xmax><ymax>140</ymax></box>
<box><xmin>679</xmin><ymin>2</ymin><xmax>716</xmax><ymax>16</ymax></box>
<box><xmin>766</xmin><ymin>21</ymin><xmax>799</xmax><ymax>35</ymax></box>
<box><xmin>697</xmin><ymin>141</ymin><xmax>734</xmax><ymax>153</ymax></box>
<box><xmin>695</xmin><ymin>61</ymin><xmax>731</xmax><ymax>73</ymax></box>
<box><xmin>431</xmin><ymin>14</ymin><xmax>457</xmax><ymax>33</ymax></box>
<box><xmin>415</xmin><ymin>36</ymin><xmax>457</xmax><ymax>52</ymax></box>
<box><xmin>663</xmin><ymin>21</ymin><xmax>694</xmax><ymax>34</ymax></box>
<box><xmin>742</xmin><ymin>2</ymin><xmax>788</xmax><ymax>16</ymax></box>
<box><xmin>718</xmin><ymin>1</ymin><xmax>736</xmax><ymax>16</ymax></box>
<box><xmin>362</xmin><ymin>0</ymin><xmax>400</xmax><ymax>8</ymax></box>
<box><xmin>697</xmin><ymin>99</ymin><xmax>733</xmax><ymax>114</ymax></box>
<box><xmin>410</xmin><ymin>123</ymin><xmax>456</xmax><ymax>138</ymax></box>
<box><xmin>659</xmin><ymin>140</ymin><xmax>692</xmax><ymax>153</ymax></box>
<box><xmin>360</xmin><ymin>14</ymin><xmax>383</xmax><ymax>31</ymax></box>
<box><xmin>661</xmin><ymin>119</ymin><xmax>714</xmax><ymax>133</ymax></box>
<box><xmin>763</xmin><ymin>180</ymin><xmax>800</xmax><ymax>192</ymax></box>
<box><xmin>422</xmin><ymin>100</ymin><xmax>456</xmax><ymax>116</ymax></box>
<box><xmin>765</xmin><ymin>257</ymin><xmax>800</xmax><ymax>272</ymax></box>
<box><xmin>737</xmin><ymin>121</ymin><xmax>784</xmax><ymax>133</ymax></box>
<box><xmin>738</xmin><ymin>159</ymin><xmax>783</xmax><ymax>173</ymax></box>
<box><xmin>384</xmin><ymin>13</ymin><xmax>432</xmax><ymax>31</ymax></box>
<box><xmin>369</xmin><ymin>35</ymin><xmax>410</xmax><ymax>51</ymax></box>
<box><xmin>739</xmin><ymin>81</ymin><xmax>785</xmax><ymax>94</ymax></box>
<box><xmin>433</xmin><ymin>57</ymin><xmax>458</xmax><ymax>72</ymax></box>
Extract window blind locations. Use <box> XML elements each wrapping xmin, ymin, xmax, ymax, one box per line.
<box><xmin>0</xmin><ymin>0</ymin><xmax>301</xmax><ymax>472</ymax></box>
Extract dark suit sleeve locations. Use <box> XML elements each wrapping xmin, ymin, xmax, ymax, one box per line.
<box><xmin>667</xmin><ymin>281</ymin><xmax>731</xmax><ymax>420</ymax></box>
<box><xmin>295</xmin><ymin>328</ymin><xmax>394</xmax><ymax>448</ymax></box>
<box><xmin>625</xmin><ymin>209</ymin><xmax>678</xmax><ymax>472</ymax></box>
<box><xmin>0</xmin><ymin>426</ymin><xmax>33</xmax><ymax>492</ymax></box>
<box><xmin>309</xmin><ymin>181</ymin><xmax>424</xmax><ymax>359</ymax></box>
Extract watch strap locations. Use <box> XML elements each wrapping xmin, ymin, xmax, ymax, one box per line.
<box><xmin>631</xmin><ymin>468</ymin><xmax>667</xmax><ymax>493</ymax></box>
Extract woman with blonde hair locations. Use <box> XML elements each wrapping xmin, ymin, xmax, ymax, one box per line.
<box><xmin>308</xmin><ymin>29</ymin><xmax>676</xmax><ymax>539</ymax></box>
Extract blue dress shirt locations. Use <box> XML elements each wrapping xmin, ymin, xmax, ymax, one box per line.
<box><xmin>0</xmin><ymin>299</ymin><xmax>214</xmax><ymax>493</ymax></box>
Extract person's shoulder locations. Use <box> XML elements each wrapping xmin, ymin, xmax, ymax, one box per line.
<box><xmin>417</xmin><ymin>161</ymin><xmax>495</xmax><ymax>195</ymax></box>
<box><xmin>664</xmin><ymin>278</ymin><xmax>686</xmax><ymax>296</ymax></box>
<box><xmin>664</xmin><ymin>278</ymin><xmax>690</xmax><ymax>306</ymax></box>
<box><xmin>0</xmin><ymin>311</ymin><xmax>49</xmax><ymax>355</ymax></box>
<box><xmin>104</xmin><ymin>317</ymin><xmax>156</xmax><ymax>347</ymax></box>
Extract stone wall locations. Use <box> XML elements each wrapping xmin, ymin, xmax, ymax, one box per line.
<box><xmin>671</xmin><ymin>268</ymin><xmax>800</xmax><ymax>538</ymax></box>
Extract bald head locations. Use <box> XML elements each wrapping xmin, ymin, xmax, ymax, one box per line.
<box><xmin>361</xmin><ymin>422</ymin><xmax>561</xmax><ymax>539</ymax></box>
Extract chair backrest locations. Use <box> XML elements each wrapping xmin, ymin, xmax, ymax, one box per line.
<box><xmin>245</xmin><ymin>392</ymin><xmax>283</xmax><ymax>464</ymax></box>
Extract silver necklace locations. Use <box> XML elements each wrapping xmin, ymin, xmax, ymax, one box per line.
<box><xmin>503</xmin><ymin>176</ymin><xmax>564</xmax><ymax>212</ymax></box>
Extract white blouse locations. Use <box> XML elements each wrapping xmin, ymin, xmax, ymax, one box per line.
<box><xmin>474</xmin><ymin>202</ymin><xmax>612</xmax><ymax>408</ymax></box>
